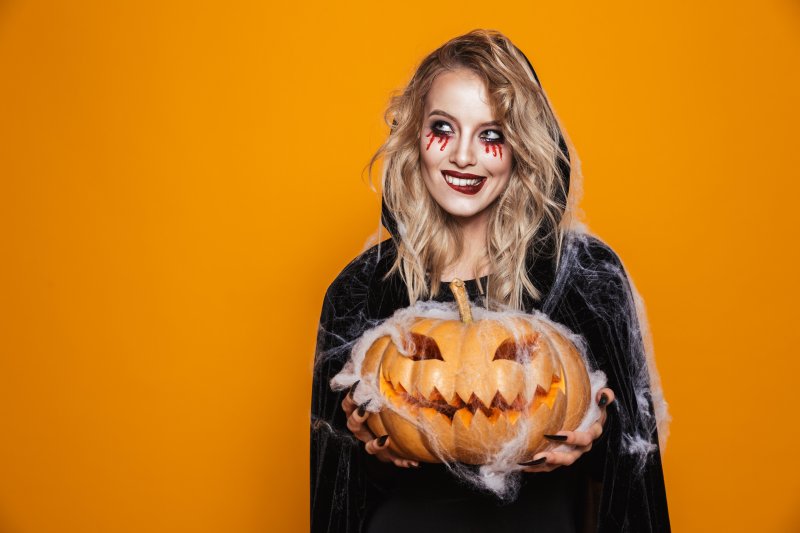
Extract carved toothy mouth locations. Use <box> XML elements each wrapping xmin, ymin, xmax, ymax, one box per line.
<box><xmin>379</xmin><ymin>373</ymin><xmax>564</xmax><ymax>426</ymax></box>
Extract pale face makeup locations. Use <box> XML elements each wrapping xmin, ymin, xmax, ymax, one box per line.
<box><xmin>419</xmin><ymin>68</ymin><xmax>513</xmax><ymax>224</ymax></box>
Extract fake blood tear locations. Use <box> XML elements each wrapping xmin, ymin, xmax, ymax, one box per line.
<box><xmin>425</xmin><ymin>131</ymin><xmax>450</xmax><ymax>151</ymax></box>
<box><xmin>484</xmin><ymin>143</ymin><xmax>503</xmax><ymax>159</ymax></box>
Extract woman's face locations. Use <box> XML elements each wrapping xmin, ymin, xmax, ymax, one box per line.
<box><xmin>419</xmin><ymin>68</ymin><xmax>512</xmax><ymax>223</ymax></box>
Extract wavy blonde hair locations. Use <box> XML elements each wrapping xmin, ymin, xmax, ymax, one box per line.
<box><xmin>367</xmin><ymin>29</ymin><xmax>575</xmax><ymax>311</ymax></box>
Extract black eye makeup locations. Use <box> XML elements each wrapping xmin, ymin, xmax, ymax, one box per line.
<box><xmin>429</xmin><ymin>120</ymin><xmax>505</xmax><ymax>145</ymax></box>
<box><xmin>481</xmin><ymin>129</ymin><xmax>505</xmax><ymax>144</ymax></box>
<box><xmin>431</xmin><ymin>120</ymin><xmax>455</xmax><ymax>136</ymax></box>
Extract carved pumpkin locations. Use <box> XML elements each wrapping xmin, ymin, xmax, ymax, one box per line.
<box><xmin>360</xmin><ymin>279</ymin><xmax>591</xmax><ymax>464</ymax></box>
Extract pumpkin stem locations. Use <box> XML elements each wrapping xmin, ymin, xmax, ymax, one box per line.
<box><xmin>449</xmin><ymin>279</ymin><xmax>473</xmax><ymax>324</ymax></box>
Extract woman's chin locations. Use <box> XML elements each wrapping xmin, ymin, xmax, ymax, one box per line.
<box><xmin>439</xmin><ymin>204</ymin><xmax>490</xmax><ymax>221</ymax></box>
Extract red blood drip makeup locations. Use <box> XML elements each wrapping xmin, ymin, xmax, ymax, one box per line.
<box><xmin>484</xmin><ymin>143</ymin><xmax>503</xmax><ymax>159</ymax></box>
<box><xmin>425</xmin><ymin>131</ymin><xmax>436</xmax><ymax>151</ymax></box>
<box><xmin>425</xmin><ymin>130</ymin><xmax>451</xmax><ymax>152</ymax></box>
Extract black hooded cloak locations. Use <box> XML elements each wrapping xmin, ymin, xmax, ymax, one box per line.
<box><xmin>310</xmin><ymin>48</ymin><xmax>670</xmax><ymax>533</ymax></box>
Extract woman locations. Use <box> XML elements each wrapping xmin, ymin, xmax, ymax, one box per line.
<box><xmin>311</xmin><ymin>29</ymin><xmax>670</xmax><ymax>532</ymax></box>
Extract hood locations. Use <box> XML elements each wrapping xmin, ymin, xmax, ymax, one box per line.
<box><xmin>380</xmin><ymin>47</ymin><xmax>571</xmax><ymax>240</ymax></box>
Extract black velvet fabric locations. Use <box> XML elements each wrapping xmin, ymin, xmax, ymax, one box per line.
<box><xmin>310</xmin><ymin>235</ymin><xmax>670</xmax><ymax>532</ymax></box>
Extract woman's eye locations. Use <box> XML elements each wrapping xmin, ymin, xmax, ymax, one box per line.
<box><xmin>431</xmin><ymin>121</ymin><xmax>454</xmax><ymax>135</ymax></box>
<box><xmin>481</xmin><ymin>130</ymin><xmax>504</xmax><ymax>144</ymax></box>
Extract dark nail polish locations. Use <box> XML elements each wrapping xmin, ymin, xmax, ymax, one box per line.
<box><xmin>599</xmin><ymin>393</ymin><xmax>609</xmax><ymax>407</ymax></box>
<box><xmin>519</xmin><ymin>457</ymin><xmax>547</xmax><ymax>466</ymax></box>
<box><xmin>544</xmin><ymin>434</ymin><xmax>568</xmax><ymax>441</ymax></box>
<box><xmin>377</xmin><ymin>434</ymin><xmax>389</xmax><ymax>446</ymax></box>
<box><xmin>349</xmin><ymin>380</ymin><xmax>360</xmax><ymax>398</ymax></box>
<box><xmin>357</xmin><ymin>399</ymin><xmax>372</xmax><ymax>417</ymax></box>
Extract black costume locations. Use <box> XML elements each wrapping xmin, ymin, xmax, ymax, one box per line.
<box><xmin>310</xmin><ymin>47</ymin><xmax>670</xmax><ymax>533</ymax></box>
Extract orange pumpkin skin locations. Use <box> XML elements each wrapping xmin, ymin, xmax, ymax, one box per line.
<box><xmin>360</xmin><ymin>283</ymin><xmax>591</xmax><ymax>465</ymax></box>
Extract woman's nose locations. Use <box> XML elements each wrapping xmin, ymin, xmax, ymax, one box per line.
<box><xmin>450</xmin><ymin>136</ymin><xmax>477</xmax><ymax>168</ymax></box>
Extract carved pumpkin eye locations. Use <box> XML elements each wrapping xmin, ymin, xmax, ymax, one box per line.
<box><xmin>404</xmin><ymin>332</ymin><xmax>444</xmax><ymax>361</ymax></box>
<box><xmin>492</xmin><ymin>334</ymin><xmax>540</xmax><ymax>362</ymax></box>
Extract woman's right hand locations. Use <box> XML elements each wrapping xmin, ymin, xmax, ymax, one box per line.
<box><xmin>341</xmin><ymin>382</ymin><xmax>420</xmax><ymax>468</ymax></box>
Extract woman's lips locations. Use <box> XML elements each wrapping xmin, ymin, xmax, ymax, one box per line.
<box><xmin>442</xmin><ymin>170</ymin><xmax>487</xmax><ymax>195</ymax></box>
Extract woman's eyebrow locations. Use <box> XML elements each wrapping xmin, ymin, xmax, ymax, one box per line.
<box><xmin>428</xmin><ymin>109</ymin><xmax>500</xmax><ymax>128</ymax></box>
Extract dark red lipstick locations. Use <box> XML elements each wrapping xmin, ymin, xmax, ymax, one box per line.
<box><xmin>441</xmin><ymin>170</ymin><xmax>487</xmax><ymax>195</ymax></box>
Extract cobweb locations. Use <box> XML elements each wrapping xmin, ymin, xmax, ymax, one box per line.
<box><xmin>311</xmin><ymin>228</ymin><xmax>670</xmax><ymax>504</ymax></box>
<box><xmin>333</xmin><ymin>299</ymin><xmax>610</xmax><ymax>497</ymax></box>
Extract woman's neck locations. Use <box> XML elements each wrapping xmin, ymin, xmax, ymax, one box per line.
<box><xmin>441</xmin><ymin>210</ymin><xmax>491</xmax><ymax>281</ymax></box>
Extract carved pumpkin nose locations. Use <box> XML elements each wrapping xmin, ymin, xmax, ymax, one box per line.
<box><xmin>360</xmin><ymin>279</ymin><xmax>591</xmax><ymax>465</ymax></box>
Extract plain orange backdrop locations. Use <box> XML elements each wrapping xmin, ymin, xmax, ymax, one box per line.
<box><xmin>1</xmin><ymin>1</ymin><xmax>799</xmax><ymax>532</ymax></box>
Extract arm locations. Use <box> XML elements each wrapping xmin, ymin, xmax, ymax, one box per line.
<box><xmin>310</xmin><ymin>284</ymin><xmax>374</xmax><ymax>533</ymax></box>
<box><xmin>565</xmin><ymin>238</ymin><xmax>670</xmax><ymax>532</ymax></box>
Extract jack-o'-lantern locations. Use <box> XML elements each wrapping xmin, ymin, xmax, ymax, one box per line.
<box><xmin>360</xmin><ymin>279</ymin><xmax>591</xmax><ymax>464</ymax></box>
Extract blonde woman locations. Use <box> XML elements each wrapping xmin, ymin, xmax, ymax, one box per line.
<box><xmin>311</xmin><ymin>29</ymin><xmax>670</xmax><ymax>533</ymax></box>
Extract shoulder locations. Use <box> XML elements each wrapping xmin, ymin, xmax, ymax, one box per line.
<box><xmin>557</xmin><ymin>231</ymin><xmax>634</xmax><ymax>302</ymax></box>
<box><xmin>564</xmin><ymin>231</ymin><xmax>625</xmax><ymax>270</ymax></box>
<box><xmin>318</xmin><ymin>238</ymin><xmax>402</xmax><ymax>330</ymax></box>
<box><xmin>325</xmin><ymin>238</ymin><xmax>398</xmax><ymax>298</ymax></box>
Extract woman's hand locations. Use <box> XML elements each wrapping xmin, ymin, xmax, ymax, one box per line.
<box><xmin>519</xmin><ymin>387</ymin><xmax>615</xmax><ymax>473</ymax></box>
<box><xmin>341</xmin><ymin>382</ymin><xmax>420</xmax><ymax>468</ymax></box>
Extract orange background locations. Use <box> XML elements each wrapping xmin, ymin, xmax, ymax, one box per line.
<box><xmin>1</xmin><ymin>1</ymin><xmax>799</xmax><ymax>532</ymax></box>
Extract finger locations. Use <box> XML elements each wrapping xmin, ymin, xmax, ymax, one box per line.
<box><xmin>364</xmin><ymin>434</ymin><xmax>390</xmax><ymax>455</ymax></box>
<box><xmin>519</xmin><ymin>455</ymin><xmax>546</xmax><ymax>466</ymax></box>
<box><xmin>392</xmin><ymin>457</ymin><xmax>420</xmax><ymax>468</ymax></box>
<box><xmin>518</xmin><ymin>454</ymin><xmax>548</xmax><ymax>472</ymax></box>
<box><xmin>595</xmin><ymin>388</ymin><xmax>615</xmax><ymax>429</ymax></box>
<box><xmin>341</xmin><ymin>381</ymin><xmax>360</xmax><ymax>416</ymax></box>
<box><xmin>545</xmin><ymin>430</ymin><xmax>595</xmax><ymax>448</ymax></box>
<box><xmin>588</xmin><ymin>420</ymin><xmax>604</xmax><ymax>440</ymax></box>
<box><xmin>597</xmin><ymin>407</ymin><xmax>607</xmax><ymax>428</ymax></box>
<box><xmin>341</xmin><ymin>396</ymin><xmax>355</xmax><ymax>417</ymax></box>
<box><xmin>596</xmin><ymin>388</ymin><xmax>615</xmax><ymax>409</ymax></box>
<box><xmin>364</xmin><ymin>436</ymin><xmax>420</xmax><ymax>468</ymax></box>
<box><xmin>346</xmin><ymin>400</ymin><xmax>375</xmax><ymax>442</ymax></box>
<box><xmin>545</xmin><ymin>446</ymin><xmax>591</xmax><ymax>468</ymax></box>
<box><xmin>520</xmin><ymin>455</ymin><xmax>561</xmax><ymax>473</ymax></box>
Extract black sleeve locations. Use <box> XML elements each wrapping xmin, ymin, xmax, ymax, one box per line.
<box><xmin>557</xmin><ymin>238</ymin><xmax>671</xmax><ymax>532</ymax></box>
<box><xmin>310</xmin><ymin>282</ymin><xmax>371</xmax><ymax>533</ymax></box>
<box><xmin>310</xmin><ymin>246</ymin><xmax>394</xmax><ymax>533</ymax></box>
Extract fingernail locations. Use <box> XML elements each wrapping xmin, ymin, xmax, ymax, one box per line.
<box><xmin>599</xmin><ymin>393</ymin><xmax>609</xmax><ymax>407</ymax></box>
<box><xmin>412</xmin><ymin>461</ymin><xmax>420</xmax><ymax>468</ymax></box>
<box><xmin>519</xmin><ymin>457</ymin><xmax>547</xmax><ymax>466</ymax></box>
<box><xmin>377</xmin><ymin>434</ymin><xmax>389</xmax><ymax>446</ymax></box>
<box><xmin>357</xmin><ymin>399</ymin><xmax>372</xmax><ymax>417</ymax></box>
<box><xmin>348</xmin><ymin>380</ymin><xmax>360</xmax><ymax>398</ymax></box>
<box><xmin>543</xmin><ymin>434</ymin><xmax>568</xmax><ymax>441</ymax></box>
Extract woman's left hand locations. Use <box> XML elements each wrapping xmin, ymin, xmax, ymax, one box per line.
<box><xmin>519</xmin><ymin>387</ymin><xmax>615</xmax><ymax>473</ymax></box>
